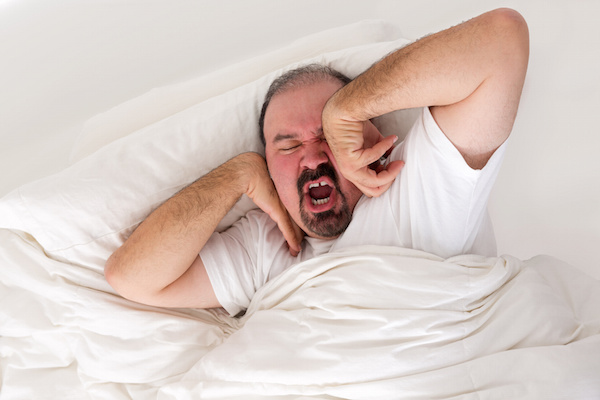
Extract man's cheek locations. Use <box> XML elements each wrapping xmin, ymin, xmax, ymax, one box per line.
<box><xmin>272</xmin><ymin>177</ymin><xmax>296</xmax><ymax>205</ymax></box>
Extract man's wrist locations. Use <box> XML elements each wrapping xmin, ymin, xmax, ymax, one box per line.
<box><xmin>227</xmin><ymin>152</ymin><xmax>268</xmax><ymax>198</ymax></box>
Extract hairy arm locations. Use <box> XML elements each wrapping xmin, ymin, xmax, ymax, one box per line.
<box><xmin>323</xmin><ymin>8</ymin><xmax>529</xmax><ymax>195</ymax></box>
<box><xmin>104</xmin><ymin>152</ymin><xmax>302</xmax><ymax>308</ymax></box>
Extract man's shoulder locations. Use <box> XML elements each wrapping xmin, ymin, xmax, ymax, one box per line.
<box><xmin>244</xmin><ymin>208</ymin><xmax>273</xmax><ymax>224</ymax></box>
<box><xmin>229</xmin><ymin>208</ymin><xmax>280</xmax><ymax>237</ymax></box>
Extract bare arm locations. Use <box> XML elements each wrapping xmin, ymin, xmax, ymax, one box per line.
<box><xmin>104</xmin><ymin>152</ymin><xmax>303</xmax><ymax>308</ymax></box>
<box><xmin>323</xmin><ymin>8</ymin><xmax>529</xmax><ymax>195</ymax></box>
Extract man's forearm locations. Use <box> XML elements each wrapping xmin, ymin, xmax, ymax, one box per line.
<box><xmin>329</xmin><ymin>8</ymin><xmax>527</xmax><ymax>121</ymax></box>
<box><xmin>105</xmin><ymin>153</ymin><xmax>254</xmax><ymax>301</ymax></box>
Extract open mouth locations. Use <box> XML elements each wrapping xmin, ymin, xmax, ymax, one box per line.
<box><xmin>297</xmin><ymin>163</ymin><xmax>339</xmax><ymax>214</ymax></box>
<box><xmin>308</xmin><ymin>180</ymin><xmax>333</xmax><ymax>205</ymax></box>
<box><xmin>297</xmin><ymin>165</ymin><xmax>351</xmax><ymax>238</ymax></box>
<box><xmin>303</xmin><ymin>178</ymin><xmax>336</xmax><ymax>212</ymax></box>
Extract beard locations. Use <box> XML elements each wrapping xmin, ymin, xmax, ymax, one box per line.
<box><xmin>296</xmin><ymin>163</ymin><xmax>352</xmax><ymax>238</ymax></box>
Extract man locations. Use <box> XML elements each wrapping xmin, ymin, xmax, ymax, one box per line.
<box><xmin>105</xmin><ymin>8</ymin><xmax>529</xmax><ymax>316</ymax></box>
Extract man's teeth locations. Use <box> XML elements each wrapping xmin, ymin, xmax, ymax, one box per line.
<box><xmin>312</xmin><ymin>197</ymin><xmax>330</xmax><ymax>206</ymax></box>
<box><xmin>309</xmin><ymin>181</ymin><xmax>329</xmax><ymax>189</ymax></box>
<box><xmin>309</xmin><ymin>181</ymin><xmax>331</xmax><ymax>205</ymax></box>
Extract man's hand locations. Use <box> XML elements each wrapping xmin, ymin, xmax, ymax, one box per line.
<box><xmin>241</xmin><ymin>153</ymin><xmax>304</xmax><ymax>256</ymax></box>
<box><xmin>322</xmin><ymin>103</ymin><xmax>404</xmax><ymax>197</ymax></box>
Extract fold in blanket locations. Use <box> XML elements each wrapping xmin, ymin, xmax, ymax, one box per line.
<box><xmin>1</xmin><ymin>232</ymin><xmax>599</xmax><ymax>399</ymax></box>
<box><xmin>0</xmin><ymin>229</ymin><xmax>238</xmax><ymax>399</ymax></box>
<box><xmin>164</xmin><ymin>246</ymin><xmax>600</xmax><ymax>399</ymax></box>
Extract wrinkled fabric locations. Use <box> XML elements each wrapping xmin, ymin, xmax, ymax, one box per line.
<box><xmin>2</xmin><ymin>231</ymin><xmax>599</xmax><ymax>400</ymax></box>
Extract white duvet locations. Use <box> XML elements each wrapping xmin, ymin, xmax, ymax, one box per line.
<box><xmin>1</xmin><ymin>229</ymin><xmax>599</xmax><ymax>399</ymax></box>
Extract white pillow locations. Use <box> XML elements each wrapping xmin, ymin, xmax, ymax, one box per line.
<box><xmin>0</xmin><ymin>24</ymin><xmax>412</xmax><ymax>271</ymax></box>
<box><xmin>69</xmin><ymin>20</ymin><xmax>405</xmax><ymax>164</ymax></box>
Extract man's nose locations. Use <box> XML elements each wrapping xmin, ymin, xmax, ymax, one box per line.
<box><xmin>300</xmin><ymin>140</ymin><xmax>330</xmax><ymax>171</ymax></box>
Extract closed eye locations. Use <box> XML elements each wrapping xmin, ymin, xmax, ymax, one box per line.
<box><xmin>280</xmin><ymin>143</ymin><xmax>301</xmax><ymax>153</ymax></box>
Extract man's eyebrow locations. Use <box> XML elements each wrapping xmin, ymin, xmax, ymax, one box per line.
<box><xmin>272</xmin><ymin>128</ymin><xmax>323</xmax><ymax>143</ymax></box>
<box><xmin>272</xmin><ymin>133</ymin><xmax>298</xmax><ymax>143</ymax></box>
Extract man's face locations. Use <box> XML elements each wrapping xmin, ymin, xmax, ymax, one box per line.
<box><xmin>263</xmin><ymin>79</ymin><xmax>364</xmax><ymax>239</ymax></box>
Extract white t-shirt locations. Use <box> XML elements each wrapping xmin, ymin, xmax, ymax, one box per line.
<box><xmin>201</xmin><ymin>107</ymin><xmax>507</xmax><ymax>316</ymax></box>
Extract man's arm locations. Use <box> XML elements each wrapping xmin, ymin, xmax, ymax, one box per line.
<box><xmin>322</xmin><ymin>8</ymin><xmax>529</xmax><ymax>196</ymax></box>
<box><xmin>104</xmin><ymin>152</ymin><xmax>302</xmax><ymax>308</ymax></box>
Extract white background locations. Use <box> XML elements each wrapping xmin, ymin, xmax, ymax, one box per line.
<box><xmin>1</xmin><ymin>0</ymin><xmax>599</xmax><ymax>278</ymax></box>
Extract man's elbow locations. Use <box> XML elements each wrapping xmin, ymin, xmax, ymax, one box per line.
<box><xmin>104</xmin><ymin>255</ymin><xmax>126</xmax><ymax>295</ymax></box>
<box><xmin>489</xmin><ymin>8</ymin><xmax>528</xmax><ymax>32</ymax></box>
<box><xmin>490</xmin><ymin>8</ymin><xmax>530</xmax><ymax>61</ymax></box>
<box><xmin>104</xmin><ymin>254</ymin><xmax>146</xmax><ymax>303</ymax></box>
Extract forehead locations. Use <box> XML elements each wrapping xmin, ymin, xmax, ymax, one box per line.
<box><xmin>263</xmin><ymin>79</ymin><xmax>343</xmax><ymax>143</ymax></box>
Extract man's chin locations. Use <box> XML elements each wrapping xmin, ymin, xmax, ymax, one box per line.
<box><xmin>301</xmin><ymin>209</ymin><xmax>351</xmax><ymax>239</ymax></box>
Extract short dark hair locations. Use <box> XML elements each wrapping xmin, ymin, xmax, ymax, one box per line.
<box><xmin>258</xmin><ymin>64</ymin><xmax>351</xmax><ymax>146</ymax></box>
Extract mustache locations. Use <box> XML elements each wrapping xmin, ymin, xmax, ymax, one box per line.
<box><xmin>297</xmin><ymin>163</ymin><xmax>339</xmax><ymax>194</ymax></box>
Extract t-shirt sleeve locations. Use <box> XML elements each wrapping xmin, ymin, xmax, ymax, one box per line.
<box><xmin>389</xmin><ymin>106</ymin><xmax>507</xmax><ymax>257</ymax></box>
<box><xmin>199</xmin><ymin>213</ymin><xmax>261</xmax><ymax>316</ymax></box>
<box><xmin>199</xmin><ymin>209</ymin><xmax>293</xmax><ymax>316</ymax></box>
